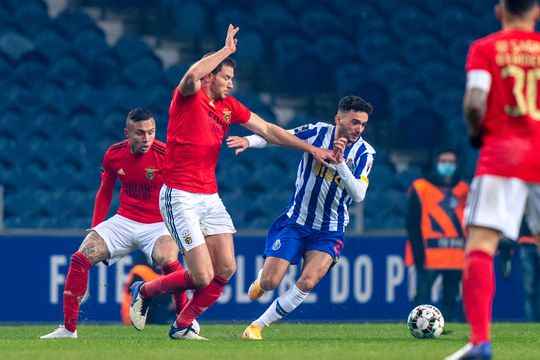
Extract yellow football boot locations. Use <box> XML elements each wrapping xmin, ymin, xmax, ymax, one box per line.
<box><xmin>242</xmin><ymin>324</ymin><xmax>262</xmax><ymax>340</ymax></box>
<box><xmin>248</xmin><ymin>279</ymin><xmax>265</xmax><ymax>301</ymax></box>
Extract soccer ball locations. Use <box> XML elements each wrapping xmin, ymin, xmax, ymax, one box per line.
<box><xmin>407</xmin><ymin>304</ymin><xmax>444</xmax><ymax>339</ymax></box>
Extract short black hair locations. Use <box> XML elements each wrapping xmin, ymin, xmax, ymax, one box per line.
<box><xmin>202</xmin><ymin>52</ymin><xmax>236</xmax><ymax>75</ymax></box>
<box><xmin>503</xmin><ymin>0</ymin><xmax>538</xmax><ymax>16</ymax></box>
<box><xmin>338</xmin><ymin>95</ymin><xmax>373</xmax><ymax>115</ymax></box>
<box><xmin>127</xmin><ymin>108</ymin><xmax>154</xmax><ymax>122</ymax></box>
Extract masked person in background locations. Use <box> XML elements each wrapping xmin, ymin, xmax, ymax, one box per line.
<box><xmin>405</xmin><ymin>149</ymin><xmax>469</xmax><ymax>322</ymax></box>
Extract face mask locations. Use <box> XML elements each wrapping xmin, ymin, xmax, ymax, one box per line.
<box><xmin>437</xmin><ymin>162</ymin><xmax>456</xmax><ymax>178</ymax></box>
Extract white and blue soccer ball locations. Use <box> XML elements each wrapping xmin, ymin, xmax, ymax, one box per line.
<box><xmin>407</xmin><ymin>304</ymin><xmax>444</xmax><ymax>339</ymax></box>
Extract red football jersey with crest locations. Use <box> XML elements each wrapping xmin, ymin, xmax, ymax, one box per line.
<box><xmin>162</xmin><ymin>87</ymin><xmax>251</xmax><ymax>193</ymax></box>
<box><xmin>92</xmin><ymin>140</ymin><xmax>166</xmax><ymax>226</ymax></box>
<box><xmin>466</xmin><ymin>29</ymin><xmax>540</xmax><ymax>182</ymax></box>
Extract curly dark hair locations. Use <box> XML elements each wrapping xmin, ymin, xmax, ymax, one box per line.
<box><xmin>338</xmin><ymin>95</ymin><xmax>373</xmax><ymax>115</ymax></box>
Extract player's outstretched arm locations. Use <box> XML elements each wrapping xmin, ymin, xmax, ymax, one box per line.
<box><xmin>178</xmin><ymin>24</ymin><xmax>239</xmax><ymax>96</ymax></box>
<box><xmin>242</xmin><ymin>112</ymin><xmax>335</xmax><ymax>166</ymax></box>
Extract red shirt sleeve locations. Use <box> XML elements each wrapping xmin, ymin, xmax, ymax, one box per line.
<box><xmin>91</xmin><ymin>151</ymin><xmax>116</xmax><ymax>227</ymax></box>
<box><xmin>465</xmin><ymin>39</ymin><xmax>491</xmax><ymax>72</ymax></box>
<box><xmin>230</xmin><ymin>97</ymin><xmax>251</xmax><ymax>124</ymax></box>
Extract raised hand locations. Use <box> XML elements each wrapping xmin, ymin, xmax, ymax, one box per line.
<box><xmin>310</xmin><ymin>147</ymin><xmax>335</xmax><ymax>168</ymax></box>
<box><xmin>225</xmin><ymin>24</ymin><xmax>240</xmax><ymax>54</ymax></box>
<box><xmin>333</xmin><ymin>137</ymin><xmax>348</xmax><ymax>163</ymax></box>
<box><xmin>226</xmin><ymin>136</ymin><xmax>249</xmax><ymax>155</ymax></box>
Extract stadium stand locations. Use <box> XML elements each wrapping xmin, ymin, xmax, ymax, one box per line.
<box><xmin>0</xmin><ymin>0</ymin><xmax>497</xmax><ymax>232</ymax></box>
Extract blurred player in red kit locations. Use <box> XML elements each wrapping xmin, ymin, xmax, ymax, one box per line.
<box><xmin>128</xmin><ymin>24</ymin><xmax>333</xmax><ymax>340</ymax></box>
<box><xmin>446</xmin><ymin>1</ymin><xmax>540</xmax><ymax>359</ymax></box>
<box><xmin>41</xmin><ymin>109</ymin><xmax>188</xmax><ymax>339</ymax></box>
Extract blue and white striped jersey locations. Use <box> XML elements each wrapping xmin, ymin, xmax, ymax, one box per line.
<box><xmin>281</xmin><ymin>122</ymin><xmax>375</xmax><ymax>232</ymax></box>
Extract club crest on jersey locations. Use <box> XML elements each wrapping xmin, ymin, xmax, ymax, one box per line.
<box><xmin>182</xmin><ymin>230</ymin><xmax>192</xmax><ymax>245</ymax></box>
<box><xmin>223</xmin><ymin>109</ymin><xmax>232</xmax><ymax>123</ymax></box>
<box><xmin>272</xmin><ymin>239</ymin><xmax>281</xmax><ymax>251</ymax></box>
<box><xmin>145</xmin><ymin>168</ymin><xmax>156</xmax><ymax>181</ymax></box>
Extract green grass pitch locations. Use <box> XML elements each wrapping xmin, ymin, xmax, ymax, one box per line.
<box><xmin>1</xmin><ymin>323</ymin><xmax>539</xmax><ymax>360</ymax></box>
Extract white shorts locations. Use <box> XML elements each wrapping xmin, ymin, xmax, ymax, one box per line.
<box><xmin>464</xmin><ymin>175</ymin><xmax>540</xmax><ymax>240</ymax></box>
<box><xmin>92</xmin><ymin>214</ymin><xmax>170</xmax><ymax>265</ymax></box>
<box><xmin>160</xmin><ymin>185</ymin><xmax>236</xmax><ymax>253</ymax></box>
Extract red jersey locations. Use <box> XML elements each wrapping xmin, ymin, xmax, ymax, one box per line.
<box><xmin>466</xmin><ymin>29</ymin><xmax>540</xmax><ymax>182</ymax></box>
<box><xmin>92</xmin><ymin>140</ymin><xmax>166</xmax><ymax>226</ymax></box>
<box><xmin>162</xmin><ymin>87</ymin><xmax>251</xmax><ymax>193</ymax></box>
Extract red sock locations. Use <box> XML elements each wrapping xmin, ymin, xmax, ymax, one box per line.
<box><xmin>463</xmin><ymin>250</ymin><xmax>494</xmax><ymax>344</ymax></box>
<box><xmin>141</xmin><ymin>268</ymin><xmax>195</xmax><ymax>299</ymax></box>
<box><xmin>175</xmin><ymin>275</ymin><xmax>228</xmax><ymax>328</ymax></box>
<box><xmin>161</xmin><ymin>260</ymin><xmax>188</xmax><ymax>315</ymax></box>
<box><xmin>63</xmin><ymin>251</ymin><xmax>92</xmax><ymax>332</ymax></box>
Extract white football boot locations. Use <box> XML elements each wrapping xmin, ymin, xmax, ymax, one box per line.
<box><xmin>40</xmin><ymin>325</ymin><xmax>77</xmax><ymax>339</ymax></box>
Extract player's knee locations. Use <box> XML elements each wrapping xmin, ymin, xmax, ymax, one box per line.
<box><xmin>259</xmin><ymin>276</ymin><xmax>280</xmax><ymax>291</ymax></box>
<box><xmin>191</xmin><ymin>270</ymin><xmax>214</xmax><ymax>288</ymax></box>
<box><xmin>154</xmin><ymin>255</ymin><xmax>173</xmax><ymax>268</ymax></box>
<box><xmin>215</xmin><ymin>261</ymin><xmax>236</xmax><ymax>280</ymax></box>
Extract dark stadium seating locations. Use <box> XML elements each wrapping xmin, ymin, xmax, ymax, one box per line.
<box><xmin>0</xmin><ymin>30</ymin><xmax>35</xmax><ymax>61</ymax></box>
<box><xmin>0</xmin><ymin>0</ymin><xmax>498</xmax><ymax>230</ymax></box>
<box><xmin>273</xmin><ymin>34</ymin><xmax>310</xmax><ymax>68</ymax></box>
<box><xmin>13</xmin><ymin>0</ymin><xmax>50</xmax><ymax>37</ymax></box>
<box><xmin>253</xmin><ymin>2</ymin><xmax>296</xmax><ymax>38</ymax></box>
<box><xmin>402</xmin><ymin>34</ymin><xmax>445</xmax><ymax>66</ymax></box>
<box><xmin>390</xmin><ymin>6</ymin><xmax>433</xmax><ymax>41</ymax></box>
<box><xmin>34</xmin><ymin>28</ymin><xmax>71</xmax><ymax>62</ymax></box>
<box><xmin>54</xmin><ymin>8</ymin><xmax>97</xmax><ymax>38</ymax></box>
<box><xmin>169</xmin><ymin>1</ymin><xmax>207</xmax><ymax>38</ymax></box>
<box><xmin>48</xmin><ymin>56</ymin><xmax>88</xmax><ymax>88</ymax></box>
<box><xmin>356</xmin><ymin>32</ymin><xmax>396</xmax><ymax>65</ymax></box>
<box><xmin>388</xmin><ymin>86</ymin><xmax>430</xmax><ymax>120</ymax></box>
<box><xmin>214</xmin><ymin>9</ymin><xmax>255</xmax><ymax>38</ymax></box>
<box><xmin>113</xmin><ymin>36</ymin><xmax>154</xmax><ymax>65</ymax></box>
<box><xmin>233</xmin><ymin>29</ymin><xmax>266</xmax><ymax>66</ymax></box>
<box><xmin>436</xmin><ymin>6</ymin><xmax>482</xmax><ymax>42</ymax></box>
<box><xmin>71</xmin><ymin>28</ymin><xmax>109</xmax><ymax>65</ymax></box>
<box><xmin>13</xmin><ymin>52</ymin><xmax>49</xmax><ymax>88</ymax></box>
<box><xmin>395</xmin><ymin>107</ymin><xmax>445</xmax><ymax>149</ymax></box>
<box><xmin>420</xmin><ymin>60</ymin><xmax>463</xmax><ymax>95</ymax></box>
<box><xmin>298</xmin><ymin>9</ymin><xmax>343</xmax><ymax>39</ymax></box>
<box><xmin>314</xmin><ymin>36</ymin><xmax>355</xmax><ymax>67</ymax></box>
<box><xmin>121</xmin><ymin>56</ymin><xmax>164</xmax><ymax>87</ymax></box>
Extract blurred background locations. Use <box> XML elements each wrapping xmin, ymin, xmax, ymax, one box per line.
<box><xmin>0</xmin><ymin>0</ymin><xmax>499</xmax><ymax>234</ymax></box>
<box><xmin>3</xmin><ymin>0</ymin><xmax>534</xmax><ymax>324</ymax></box>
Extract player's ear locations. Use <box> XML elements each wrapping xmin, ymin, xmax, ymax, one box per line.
<box><xmin>334</xmin><ymin>114</ymin><xmax>340</xmax><ymax>125</ymax></box>
<box><xmin>494</xmin><ymin>4</ymin><xmax>502</xmax><ymax>21</ymax></box>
